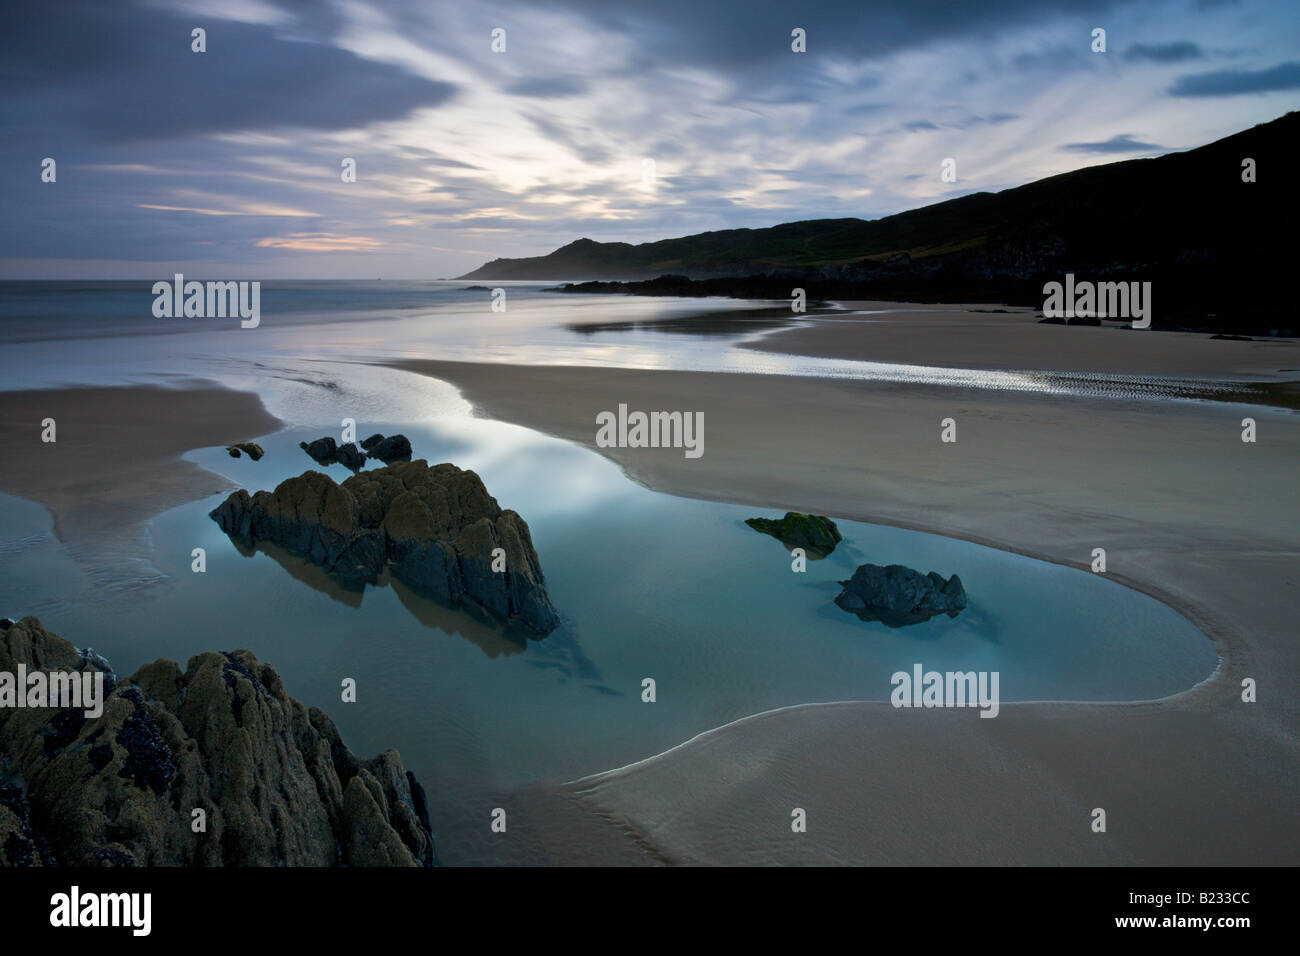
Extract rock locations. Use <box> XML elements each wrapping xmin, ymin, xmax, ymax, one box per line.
<box><xmin>834</xmin><ymin>563</ymin><xmax>968</xmax><ymax>628</ymax></box>
<box><xmin>299</xmin><ymin>436</ymin><xmax>339</xmax><ymax>465</ymax></box>
<box><xmin>0</xmin><ymin>617</ymin><xmax>434</xmax><ymax>866</ymax></box>
<box><xmin>745</xmin><ymin>512</ymin><xmax>842</xmax><ymax>558</ymax></box>
<box><xmin>360</xmin><ymin>434</ymin><xmax>386</xmax><ymax>451</ymax></box>
<box><xmin>209</xmin><ymin>461</ymin><xmax>559</xmax><ymax>634</ymax></box>
<box><xmin>366</xmin><ymin>434</ymin><xmax>413</xmax><ymax>463</ymax></box>
<box><xmin>335</xmin><ymin>442</ymin><xmax>365</xmax><ymax>471</ymax></box>
<box><xmin>225</xmin><ymin>442</ymin><xmax>264</xmax><ymax>461</ymax></box>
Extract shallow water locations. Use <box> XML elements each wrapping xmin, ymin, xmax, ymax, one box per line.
<box><xmin>0</xmin><ymin>415</ymin><xmax>1217</xmax><ymax>864</ymax></box>
<box><xmin>0</xmin><ymin>280</ymin><xmax>1285</xmax><ymax>407</ymax></box>
<box><xmin>0</xmin><ymin>282</ymin><xmax>1225</xmax><ymax>864</ymax></box>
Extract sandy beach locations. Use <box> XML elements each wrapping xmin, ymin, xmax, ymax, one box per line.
<box><xmin>0</xmin><ymin>384</ymin><xmax>282</xmax><ymax>579</ymax></box>
<box><xmin>751</xmin><ymin>303</ymin><xmax>1300</xmax><ymax>379</ymax></box>
<box><xmin>382</xmin><ymin>315</ymin><xmax>1300</xmax><ymax>865</ymax></box>
<box><xmin>0</xmin><ymin>315</ymin><xmax>1294</xmax><ymax>866</ymax></box>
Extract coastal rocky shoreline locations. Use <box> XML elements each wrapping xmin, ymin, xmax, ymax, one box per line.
<box><xmin>0</xmin><ymin>617</ymin><xmax>434</xmax><ymax>867</ymax></box>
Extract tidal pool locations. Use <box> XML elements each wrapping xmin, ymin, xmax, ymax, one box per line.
<box><xmin>0</xmin><ymin>412</ymin><xmax>1217</xmax><ymax>865</ymax></box>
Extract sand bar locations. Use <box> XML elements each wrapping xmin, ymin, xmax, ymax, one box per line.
<box><xmin>747</xmin><ymin>303</ymin><xmax>1300</xmax><ymax>380</ymax></box>
<box><xmin>0</xmin><ymin>384</ymin><xmax>282</xmax><ymax>579</ymax></box>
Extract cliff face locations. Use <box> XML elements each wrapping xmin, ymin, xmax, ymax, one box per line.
<box><xmin>210</xmin><ymin>460</ymin><xmax>560</xmax><ymax>634</ymax></box>
<box><xmin>0</xmin><ymin>617</ymin><xmax>434</xmax><ymax>867</ymax></box>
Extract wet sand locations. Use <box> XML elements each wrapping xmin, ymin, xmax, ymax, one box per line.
<box><xmin>384</xmin><ymin>355</ymin><xmax>1300</xmax><ymax>865</ymax></box>
<box><xmin>747</xmin><ymin>303</ymin><xmax>1300</xmax><ymax>379</ymax></box>
<box><xmin>0</xmin><ymin>384</ymin><xmax>281</xmax><ymax>579</ymax></box>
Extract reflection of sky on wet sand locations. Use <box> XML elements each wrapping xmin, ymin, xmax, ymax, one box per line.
<box><xmin>0</xmin><ymin>412</ymin><xmax>1218</xmax><ymax>865</ymax></box>
<box><xmin>1</xmin><ymin>281</ymin><xmax>1284</xmax><ymax>407</ymax></box>
<box><xmin>0</xmin><ymin>281</ymin><xmax>1240</xmax><ymax>863</ymax></box>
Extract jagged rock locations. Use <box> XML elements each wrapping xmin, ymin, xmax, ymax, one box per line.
<box><xmin>0</xmin><ymin>617</ymin><xmax>434</xmax><ymax>867</ymax></box>
<box><xmin>225</xmin><ymin>442</ymin><xmax>264</xmax><ymax>461</ymax></box>
<box><xmin>299</xmin><ymin>436</ymin><xmax>338</xmax><ymax>465</ymax></box>
<box><xmin>335</xmin><ymin>443</ymin><xmax>365</xmax><ymax>471</ymax></box>
<box><xmin>834</xmin><ymin>563</ymin><xmax>968</xmax><ymax>628</ymax></box>
<box><xmin>360</xmin><ymin>434</ymin><xmax>385</xmax><ymax>451</ymax></box>
<box><xmin>365</xmin><ymin>435</ymin><xmax>413</xmax><ymax>464</ymax></box>
<box><xmin>209</xmin><ymin>460</ymin><xmax>559</xmax><ymax>633</ymax></box>
<box><xmin>745</xmin><ymin>512</ymin><xmax>842</xmax><ymax>558</ymax></box>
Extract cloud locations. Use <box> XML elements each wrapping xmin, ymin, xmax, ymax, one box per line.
<box><xmin>1060</xmin><ymin>133</ymin><xmax>1166</xmax><ymax>153</ymax></box>
<box><xmin>1167</xmin><ymin>60</ymin><xmax>1300</xmax><ymax>96</ymax></box>
<box><xmin>254</xmin><ymin>234</ymin><xmax>384</xmax><ymax>251</ymax></box>
<box><xmin>503</xmin><ymin>75</ymin><xmax>590</xmax><ymax>98</ymax></box>
<box><xmin>0</xmin><ymin>0</ymin><xmax>456</xmax><ymax>141</ymax></box>
<box><xmin>3</xmin><ymin>0</ymin><xmax>1298</xmax><ymax>278</ymax></box>
<box><xmin>546</xmin><ymin>0</ymin><xmax>1130</xmax><ymax>74</ymax></box>
<box><xmin>1125</xmin><ymin>41</ymin><xmax>1204</xmax><ymax>62</ymax></box>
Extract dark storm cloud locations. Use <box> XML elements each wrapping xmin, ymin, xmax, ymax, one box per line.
<box><xmin>0</xmin><ymin>0</ymin><xmax>455</xmax><ymax>142</ymax></box>
<box><xmin>1125</xmin><ymin>41</ymin><xmax>1204</xmax><ymax>62</ymax></box>
<box><xmin>1167</xmin><ymin>60</ymin><xmax>1300</xmax><ymax>96</ymax></box>
<box><xmin>546</xmin><ymin>0</ymin><xmax>1128</xmax><ymax>72</ymax></box>
<box><xmin>1060</xmin><ymin>133</ymin><xmax>1166</xmax><ymax>152</ymax></box>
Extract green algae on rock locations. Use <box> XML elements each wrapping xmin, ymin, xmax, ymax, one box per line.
<box><xmin>225</xmin><ymin>442</ymin><xmax>264</xmax><ymax>461</ymax></box>
<box><xmin>745</xmin><ymin>512</ymin><xmax>843</xmax><ymax>558</ymax></box>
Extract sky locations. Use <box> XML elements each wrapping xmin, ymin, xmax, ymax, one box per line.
<box><xmin>1</xmin><ymin>0</ymin><xmax>1298</xmax><ymax>279</ymax></box>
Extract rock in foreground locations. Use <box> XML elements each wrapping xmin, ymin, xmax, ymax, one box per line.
<box><xmin>745</xmin><ymin>512</ymin><xmax>842</xmax><ymax>558</ymax></box>
<box><xmin>210</xmin><ymin>460</ymin><xmax>559</xmax><ymax>634</ymax></box>
<box><xmin>0</xmin><ymin>617</ymin><xmax>434</xmax><ymax>867</ymax></box>
<box><xmin>834</xmin><ymin>563</ymin><xmax>968</xmax><ymax>628</ymax></box>
<box><xmin>335</xmin><ymin>442</ymin><xmax>366</xmax><ymax>471</ymax></box>
<box><xmin>300</xmin><ymin>436</ymin><xmax>339</xmax><ymax>465</ymax></box>
<box><xmin>364</xmin><ymin>434</ymin><xmax>413</xmax><ymax>463</ymax></box>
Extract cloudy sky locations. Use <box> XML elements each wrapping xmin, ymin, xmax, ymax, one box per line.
<box><xmin>2</xmin><ymin>0</ymin><xmax>1297</xmax><ymax>278</ymax></box>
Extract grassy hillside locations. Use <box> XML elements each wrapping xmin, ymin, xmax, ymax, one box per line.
<box><xmin>459</xmin><ymin>113</ymin><xmax>1297</xmax><ymax>332</ymax></box>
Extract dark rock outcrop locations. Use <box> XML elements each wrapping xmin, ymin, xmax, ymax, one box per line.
<box><xmin>209</xmin><ymin>460</ymin><xmax>559</xmax><ymax>634</ymax></box>
<box><xmin>335</xmin><ymin>442</ymin><xmax>365</xmax><ymax>471</ymax></box>
<box><xmin>745</xmin><ymin>512</ymin><xmax>842</xmax><ymax>558</ymax></box>
<box><xmin>225</xmin><ymin>442</ymin><xmax>264</xmax><ymax>461</ymax></box>
<box><xmin>300</xmin><ymin>436</ymin><xmax>339</xmax><ymax>465</ymax></box>
<box><xmin>0</xmin><ymin>617</ymin><xmax>434</xmax><ymax>867</ymax></box>
<box><xmin>365</xmin><ymin>434</ymin><xmax>413</xmax><ymax>464</ymax></box>
<box><xmin>834</xmin><ymin>563</ymin><xmax>968</xmax><ymax>628</ymax></box>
